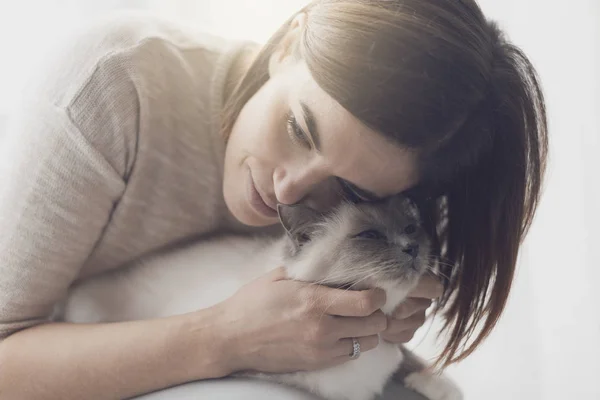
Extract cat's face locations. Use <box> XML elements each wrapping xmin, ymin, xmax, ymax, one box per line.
<box><xmin>278</xmin><ymin>195</ymin><xmax>431</xmax><ymax>294</ymax></box>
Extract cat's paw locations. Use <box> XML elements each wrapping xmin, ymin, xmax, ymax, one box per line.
<box><xmin>404</xmin><ymin>371</ymin><xmax>463</xmax><ymax>400</ymax></box>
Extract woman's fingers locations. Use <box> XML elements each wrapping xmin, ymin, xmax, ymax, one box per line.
<box><xmin>381</xmin><ymin>329</ymin><xmax>416</xmax><ymax>344</ymax></box>
<box><xmin>381</xmin><ymin>310</ymin><xmax>427</xmax><ymax>343</ymax></box>
<box><xmin>330</xmin><ymin>335</ymin><xmax>380</xmax><ymax>358</ymax></box>
<box><xmin>408</xmin><ymin>274</ymin><xmax>443</xmax><ymax>299</ymax></box>
<box><xmin>264</xmin><ymin>266</ymin><xmax>289</xmax><ymax>281</ymax></box>
<box><xmin>306</xmin><ymin>286</ymin><xmax>386</xmax><ymax>317</ymax></box>
<box><xmin>393</xmin><ymin>298</ymin><xmax>432</xmax><ymax>319</ymax></box>
<box><xmin>378</xmin><ymin>277</ymin><xmax>439</xmax><ymax>345</ymax></box>
<box><xmin>388</xmin><ymin>310</ymin><xmax>427</xmax><ymax>333</ymax></box>
<box><xmin>329</xmin><ymin>310</ymin><xmax>387</xmax><ymax>339</ymax></box>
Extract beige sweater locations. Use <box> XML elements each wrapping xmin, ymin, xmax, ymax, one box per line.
<box><xmin>0</xmin><ymin>15</ymin><xmax>253</xmax><ymax>339</ymax></box>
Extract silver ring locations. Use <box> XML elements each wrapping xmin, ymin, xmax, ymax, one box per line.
<box><xmin>350</xmin><ymin>338</ymin><xmax>361</xmax><ymax>360</ymax></box>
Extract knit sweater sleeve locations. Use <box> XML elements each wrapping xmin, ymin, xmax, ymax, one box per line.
<box><xmin>0</xmin><ymin>20</ymin><xmax>141</xmax><ymax>339</ymax></box>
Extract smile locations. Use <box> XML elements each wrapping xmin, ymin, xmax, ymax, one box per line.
<box><xmin>246</xmin><ymin>167</ymin><xmax>278</xmax><ymax>219</ymax></box>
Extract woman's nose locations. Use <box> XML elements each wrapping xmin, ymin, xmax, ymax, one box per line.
<box><xmin>273</xmin><ymin>165</ymin><xmax>326</xmax><ymax>206</ymax></box>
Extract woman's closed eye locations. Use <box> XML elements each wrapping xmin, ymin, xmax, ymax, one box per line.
<box><xmin>339</xmin><ymin>181</ymin><xmax>365</xmax><ymax>203</ymax></box>
<box><xmin>285</xmin><ymin>112</ymin><xmax>380</xmax><ymax>205</ymax></box>
<box><xmin>336</xmin><ymin>178</ymin><xmax>379</xmax><ymax>203</ymax></box>
<box><xmin>286</xmin><ymin>112</ymin><xmax>312</xmax><ymax>149</ymax></box>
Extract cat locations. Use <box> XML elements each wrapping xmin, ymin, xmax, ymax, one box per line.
<box><xmin>58</xmin><ymin>195</ymin><xmax>462</xmax><ymax>400</ymax></box>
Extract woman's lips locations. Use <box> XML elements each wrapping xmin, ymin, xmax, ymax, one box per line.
<box><xmin>246</xmin><ymin>168</ymin><xmax>278</xmax><ymax>219</ymax></box>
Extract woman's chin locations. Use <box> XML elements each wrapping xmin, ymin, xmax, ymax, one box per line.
<box><xmin>223</xmin><ymin>174</ymin><xmax>277</xmax><ymax>227</ymax></box>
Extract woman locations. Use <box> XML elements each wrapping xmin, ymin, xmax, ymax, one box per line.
<box><xmin>0</xmin><ymin>0</ymin><xmax>547</xmax><ymax>399</ymax></box>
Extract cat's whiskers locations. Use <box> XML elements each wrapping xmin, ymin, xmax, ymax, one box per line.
<box><xmin>423</xmin><ymin>256</ymin><xmax>455</xmax><ymax>276</ymax></box>
<box><xmin>424</xmin><ymin>266</ymin><xmax>452</xmax><ymax>281</ymax></box>
<box><xmin>298</xmin><ymin>271</ymin><xmax>367</xmax><ymax>319</ymax></box>
<box><xmin>424</xmin><ymin>256</ymin><xmax>456</xmax><ymax>269</ymax></box>
<box><xmin>319</xmin><ymin>269</ymin><xmax>383</xmax><ymax>319</ymax></box>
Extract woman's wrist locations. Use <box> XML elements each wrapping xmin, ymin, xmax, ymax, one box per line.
<box><xmin>176</xmin><ymin>304</ymin><xmax>240</xmax><ymax>380</ymax></box>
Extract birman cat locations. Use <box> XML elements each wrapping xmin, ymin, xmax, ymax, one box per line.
<box><xmin>59</xmin><ymin>195</ymin><xmax>462</xmax><ymax>400</ymax></box>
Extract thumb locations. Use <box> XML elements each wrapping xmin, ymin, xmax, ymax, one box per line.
<box><xmin>263</xmin><ymin>266</ymin><xmax>289</xmax><ymax>282</ymax></box>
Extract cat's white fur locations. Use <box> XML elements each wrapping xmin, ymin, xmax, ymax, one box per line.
<box><xmin>60</xmin><ymin>205</ymin><xmax>462</xmax><ymax>400</ymax></box>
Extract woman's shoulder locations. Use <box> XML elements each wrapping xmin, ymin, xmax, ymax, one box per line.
<box><xmin>22</xmin><ymin>12</ymin><xmax>232</xmax><ymax>107</ymax></box>
<box><xmin>13</xmin><ymin>12</ymin><xmax>237</xmax><ymax>178</ymax></box>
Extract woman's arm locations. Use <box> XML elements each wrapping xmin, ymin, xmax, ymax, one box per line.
<box><xmin>0</xmin><ymin>268</ymin><xmax>389</xmax><ymax>400</ymax></box>
<box><xmin>0</xmin><ymin>309</ymin><xmax>232</xmax><ymax>400</ymax></box>
<box><xmin>0</xmin><ymin>74</ymin><xmax>233</xmax><ymax>398</ymax></box>
<box><xmin>0</xmin><ymin>24</ymin><xmax>156</xmax><ymax>397</ymax></box>
<box><xmin>0</xmin><ymin>23</ymin><xmax>141</xmax><ymax>340</ymax></box>
<box><xmin>0</xmin><ymin>95</ymin><xmax>158</xmax><ymax>397</ymax></box>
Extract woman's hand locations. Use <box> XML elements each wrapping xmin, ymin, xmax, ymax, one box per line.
<box><xmin>213</xmin><ymin>267</ymin><xmax>388</xmax><ymax>375</ymax></box>
<box><xmin>379</xmin><ymin>275</ymin><xmax>443</xmax><ymax>344</ymax></box>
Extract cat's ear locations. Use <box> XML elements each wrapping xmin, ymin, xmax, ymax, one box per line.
<box><xmin>389</xmin><ymin>194</ymin><xmax>420</xmax><ymax>221</ymax></box>
<box><xmin>277</xmin><ymin>204</ymin><xmax>323</xmax><ymax>246</ymax></box>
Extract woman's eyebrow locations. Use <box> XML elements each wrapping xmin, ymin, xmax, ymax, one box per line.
<box><xmin>299</xmin><ymin>101</ymin><xmax>321</xmax><ymax>152</ymax></box>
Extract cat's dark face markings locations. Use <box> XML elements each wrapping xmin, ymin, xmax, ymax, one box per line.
<box><xmin>278</xmin><ymin>195</ymin><xmax>430</xmax><ymax>290</ymax></box>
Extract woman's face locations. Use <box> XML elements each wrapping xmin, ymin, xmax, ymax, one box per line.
<box><xmin>223</xmin><ymin>60</ymin><xmax>419</xmax><ymax>227</ymax></box>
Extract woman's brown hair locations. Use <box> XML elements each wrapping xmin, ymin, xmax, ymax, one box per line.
<box><xmin>222</xmin><ymin>0</ymin><xmax>548</xmax><ymax>368</ymax></box>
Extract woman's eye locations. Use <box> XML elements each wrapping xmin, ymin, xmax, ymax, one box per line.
<box><xmin>287</xmin><ymin>113</ymin><xmax>311</xmax><ymax>149</ymax></box>
<box><xmin>355</xmin><ymin>230</ymin><xmax>386</xmax><ymax>240</ymax></box>
<box><xmin>342</xmin><ymin>187</ymin><xmax>362</xmax><ymax>203</ymax></box>
<box><xmin>336</xmin><ymin>178</ymin><xmax>368</xmax><ymax>203</ymax></box>
<box><xmin>404</xmin><ymin>224</ymin><xmax>417</xmax><ymax>235</ymax></box>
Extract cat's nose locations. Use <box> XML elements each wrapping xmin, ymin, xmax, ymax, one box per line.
<box><xmin>402</xmin><ymin>243</ymin><xmax>419</xmax><ymax>258</ymax></box>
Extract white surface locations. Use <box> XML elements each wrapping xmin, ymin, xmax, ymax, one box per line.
<box><xmin>133</xmin><ymin>378</ymin><xmax>322</xmax><ymax>400</ymax></box>
<box><xmin>132</xmin><ymin>377</ymin><xmax>426</xmax><ymax>400</ymax></box>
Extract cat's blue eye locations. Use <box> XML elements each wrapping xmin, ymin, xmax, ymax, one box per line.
<box><xmin>404</xmin><ymin>225</ymin><xmax>416</xmax><ymax>235</ymax></box>
<box><xmin>286</xmin><ymin>112</ymin><xmax>311</xmax><ymax>149</ymax></box>
<box><xmin>355</xmin><ymin>230</ymin><xmax>386</xmax><ymax>240</ymax></box>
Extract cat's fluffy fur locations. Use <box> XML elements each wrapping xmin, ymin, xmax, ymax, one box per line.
<box><xmin>59</xmin><ymin>196</ymin><xmax>462</xmax><ymax>400</ymax></box>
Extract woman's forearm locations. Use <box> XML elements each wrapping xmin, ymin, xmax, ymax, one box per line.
<box><xmin>0</xmin><ymin>307</ymin><xmax>231</xmax><ymax>400</ymax></box>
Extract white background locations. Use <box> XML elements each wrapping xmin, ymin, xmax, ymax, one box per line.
<box><xmin>0</xmin><ymin>1</ymin><xmax>598</xmax><ymax>399</ymax></box>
